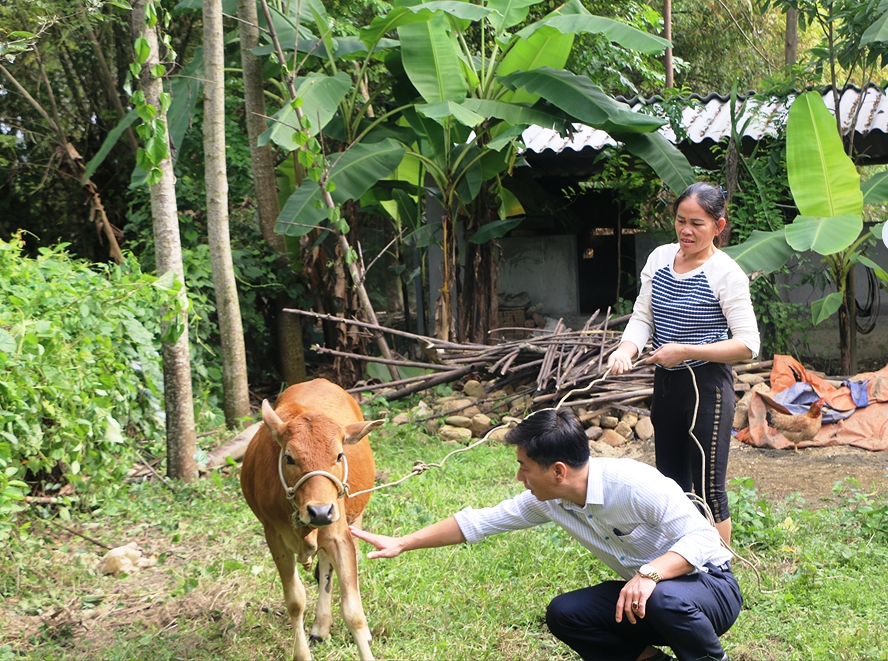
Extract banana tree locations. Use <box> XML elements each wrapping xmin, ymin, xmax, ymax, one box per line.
<box><xmin>361</xmin><ymin>0</ymin><xmax>694</xmax><ymax>341</ymax></box>
<box><xmin>724</xmin><ymin>91</ymin><xmax>888</xmax><ymax>374</ymax></box>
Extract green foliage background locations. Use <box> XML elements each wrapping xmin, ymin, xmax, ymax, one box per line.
<box><xmin>0</xmin><ymin>237</ymin><xmax>170</xmax><ymax>537</ymax></box>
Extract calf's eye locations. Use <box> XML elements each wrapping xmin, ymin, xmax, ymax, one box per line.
<box><xmin>285</xmin><ymin>454</ymin><xmax>296</xmax><ymax>465</ymax></box>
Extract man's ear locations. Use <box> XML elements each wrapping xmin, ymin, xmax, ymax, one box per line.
<box><xmin>552</xmin><ymin>461</ymin><xmax>568</xmax><ymax>482</ymax></box>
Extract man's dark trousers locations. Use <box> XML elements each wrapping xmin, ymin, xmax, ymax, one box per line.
<box><xmin>545</xmin><ymin>563</ymin><xmax>741</xmax><ymax>661</ymax></box>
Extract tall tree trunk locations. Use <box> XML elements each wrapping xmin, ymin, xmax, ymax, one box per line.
<box><xmin>459</xmin><ymin>196</ymin><xmax>498</xmax><ymax>344</ymax></box>
<box><xmin>237</xmin><ymin>0</ymin><xmax>306</xmax><ymax>385</ymax></box>
<box><xmin>133</xmin><ymin>0</ymin><xmax>197</xmax><ymax>481</ymax></box>
<box><xmin>663</xmin><ymin>0</ymin><xmax>674</xmax><ymax>88</ymax></box>
<box><xmin>204</xmin><ymin>0</ymin><xmax>251</xmax><ymax>426</ymax></box>
<box><xmin>785</xmin><ymin>8</ymin><xmax>799</xmax><ymax>67</ymax></box>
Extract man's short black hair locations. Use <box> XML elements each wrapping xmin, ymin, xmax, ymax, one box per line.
<box><xmin>505</xmin><ymin>408</ymin><xmax>590</xmax><ymax>469</ymax></box>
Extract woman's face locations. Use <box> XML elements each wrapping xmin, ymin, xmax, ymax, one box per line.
<box><xmin>674</xmin><ymin>196</ymin><xmax>725</xmax><ymax>257</ymax></box>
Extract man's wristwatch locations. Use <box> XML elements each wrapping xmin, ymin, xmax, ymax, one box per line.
<box><xmin>637</xmin><ymin>564</ymin><xmax>662</xmax><ymax>584</ymax></box>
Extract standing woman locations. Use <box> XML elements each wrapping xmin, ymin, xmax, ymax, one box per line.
<box><xmin>607</xmin><ymin>182</ymin><xmax>760</xmax><ymax>545</ymax></box>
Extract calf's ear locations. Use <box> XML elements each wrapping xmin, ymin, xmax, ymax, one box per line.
<box><xmin>262</xmin><ymin>400</ymin><xmax>286</xmax><ymax>444</ymax></box>
<box><xmin>344</xmin><ymin>419</ymin><xmax>385</xmax><ymax>445</ymax></box>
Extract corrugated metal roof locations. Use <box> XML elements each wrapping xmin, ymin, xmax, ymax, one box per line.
<box><xmin>522</xmin><ymin>84</ymin><xmax>888</xmax><ymax>159</ymax></box>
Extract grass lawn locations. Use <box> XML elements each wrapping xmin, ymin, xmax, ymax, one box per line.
<box><xmin>2</xmin><ymin>401</ymin><xmax>887</xmax><ymax>661</ymax></box>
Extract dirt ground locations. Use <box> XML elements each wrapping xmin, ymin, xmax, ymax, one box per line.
<box><xmin>631</xmin><ymin>436</ymin><xmax>888</xmax><ymax>504</ymax></box>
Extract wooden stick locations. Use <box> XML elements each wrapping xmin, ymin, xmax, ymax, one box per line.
<box><xmin>348</xmin><ymin>369</ymin><xmax>461</xmax><ymax>394</ymax></box>
<box><xmin>284</xmin><ymin>307</ymin><xmax>487</xmax><ymax>350</ymax></box>
<box><xmin>732</xmin><ymin>360</ymin><xmax>774</xmax><ymax>374</ymax></box>
<box><xmin>312</xmin><ymin>345</ymin><xmax>455</xmax><ymax>371</ymax></box>
<box><xmin>43</xmin><ymin>519</ymin><xmax>113</xmax><ymax>550</ymax></box>
<box><xmin>383</xmin><ymin>365</ymin><xmax>479</xmax><ymax>401</ymax></box>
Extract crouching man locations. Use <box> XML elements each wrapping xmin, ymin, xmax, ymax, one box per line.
<box><xmin>351</xmin><ymin>408</ymin><xmax>741</xmax><ymax>661</ymax></box>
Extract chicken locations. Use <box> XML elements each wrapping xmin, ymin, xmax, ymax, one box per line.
<box><xmin>765</xmin><ymin>397</ymin><xmax>825</xmax><ymax>452</ymax></box>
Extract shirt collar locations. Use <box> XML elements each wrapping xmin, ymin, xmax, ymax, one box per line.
<box><xmin>557</xmin><ymin>461</ymin><xmax>603</xmax><ymax>510</ymax></box>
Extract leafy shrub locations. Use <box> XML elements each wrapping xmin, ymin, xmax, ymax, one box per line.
<box><xmin>0</xmin><ymin>237</ymin><xmax>173</xmax><ymax>538</ymax></box>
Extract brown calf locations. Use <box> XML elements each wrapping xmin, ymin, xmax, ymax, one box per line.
<box><xmin>241</xmin><ymin>378</ymin><xmax>382</xmax><ymax>661</ymax></box>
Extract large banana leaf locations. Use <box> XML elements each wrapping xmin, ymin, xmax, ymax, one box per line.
<box><xmin>499</xmin><ymin>68</ymin><xmax>664</xmax><ymax>133</ymax></box>
<box><xmin>497</xmin><ymin>29</ymin><xmax>573</xmax><ymax>105</ymax></box>
<box><xmin>259</xmin><ymin>72</ymin><xmax>352</xmax><ymax>150</ymax></box>
<box><xmin>619</xmin><ymin>132</ymin><xmax>695</xmax><ymax>195</ymax></box>
<box><xmin>460</xmin><ymin>98</ymin><xmax>569</xmax><ymax>131</ymax></box>
<box><xmin>862</xmin><ymin>170</ymin><xmax>888</xmax><ymax>204</ymax></box>
<box><xmin>417</xmin><ymin>101</ymin><xmax>485</xmax><ymax>127</ymax></box>
<box><xmin>401</xmin><ymin>107</ymin><xmax>448</xmax><ymax>165</ymax></box>
<box><xmin>275</xmin><ymin>139</ymin><xmax>406</xmax><ymax>236</ymax></box>
<box><xmin>399</xmin><ymin>14</ymin><xmax>467</xmax><ymax>103</ymax></box>
<box><xmin>454</xmin><ymin>144</ymin><xmax>483</xmax><ymax>204</ymax></box>
<box><xmin>406</xmin><ymin>1</ymin><xmax>497</xmax><ymax>22</ymax></box>
<box><xmin>722</xmin><ymin>229</ymin><xmax>796</xmax><ymax>275</ymax></box>
<box><xmin>259</xmin><ymin>3</ymin><xmax>319</xmax><ymax>52</ymax></box>
<box><xmin>487</xmin><ymin>0</ymin><xmax>540</xmax><ymax>31</ymax></box>
<box><xmin>784</xmin><ymin>214</ymin><xmax>863</xmax><ymax>255</ymax></box>
<box><xmin>811</xmin><ymin>293</ymin><xmax>843</xmax><ymax>325</ymax></box>
<box><xmin>516</xmin><ymin>15</ymin><xmax>669</xmax><ymax>55</ymax></box>
<box><xmin>470</xmin><ymin>217</ymin><xmax>525</xmax><ymax>243</ymax></box>
<box><xmin>361</xmin><ymin>6</ymin><xmax>437</xmax><ymax>51</ymax></box>
<box><xmin>787</xmin><ymin>91</ymin><xmax>862</xmax><ymax>219</ymax></box>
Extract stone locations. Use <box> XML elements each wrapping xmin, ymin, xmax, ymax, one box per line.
<box><xmin>392</xmin><ymin>412</ymin><xmax>410</xmax><ymax>425</ymax></box>
<box><xmin>488</xmin><ymin>426</ymin><xmax>511</xmax><ymax>443</ymax></box>
<box><xmin>737</xmin><ymin>373</ymin><xmax>766</xmax><ymax>385</ymax></box>
<box><xmin>462</xmin><ymin>380</ymin><xmax>486</xmax><ymax>399</ymax></box>
<box><xmin>442</xmin><ymin>397</ymin><xmax>475</xmax><ymax>411</ymax></box>
<box><xmin>424</xmin><ymin>419</ymin><xmax>440</xmax><ymax>435</ymax></box>
<box><xmin>599</xmin><ymin>428</ymin><xmax>628</xmax><ymax>447</ymax></box>
<box><xmin>613</xmin><ymin>421</ymin><xmax>633</xmax><ymax>439</ymax></box>
<box><xmin>445</xmin><ymin>415</ymin><xmax>472</xmax><ymax>428</ymax></box>
<box><xmin>634</xmin><ymin>416</ymin><xmax>654</xmax><ymax>441</ymax></box>
<box><xmin>502</xmin><ymin>415</ymin><xmax>523</xmax><ymax>426</ymax></box>
<box><xmin>439</xmin><ymin>425</ymin><xmax>473</xmax><ymax>443</ymax></box>
<box><xmin>585</xmin><ymin>426</ymin><xmax>603</xmax><ymax>441</ymax></box>
<box><xmin>470</xmin><ymin>413</ymin><xmax>493</xmax><ymax>436</ymax></box>
<box><xmin>589</xmin><ymin>439</ymin><xmax>622</xmax><ymax>457</ymax></box>
<box><xmin>620</xmin><ymin>411</ymin><xmax>638</xmax><ymax>428</ymax></box>
<box><xmin>600</xmin><ymin>415</ymin><xmax>619</xmax><ymax>429</ymax></box>
<box><xmin>462</xmin><ymin>405</ymin><xmax>482</xmax><ymax>418</ymax></box>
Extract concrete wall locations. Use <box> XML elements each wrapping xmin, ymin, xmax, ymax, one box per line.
<box><xmin>497</xmin><ymin>235</ymin><xmax>579</xmax><ymax>316</ymax></box>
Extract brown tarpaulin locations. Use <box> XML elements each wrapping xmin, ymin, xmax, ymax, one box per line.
<box><xmin>736</xmin><ymin>355</ymin><xmax>888</xmax><ymax>451</ymax></box>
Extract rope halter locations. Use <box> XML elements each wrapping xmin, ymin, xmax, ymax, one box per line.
<box><xmin>278</xmin><ymin>448</ymin><xmax>350</xmax><ymax>502</ymax></box>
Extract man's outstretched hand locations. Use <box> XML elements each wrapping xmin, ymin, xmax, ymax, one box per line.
<box><xmin>350</xmin><ymin>526</ymin><xmax>404</xmax><ymax>559</ymax></box>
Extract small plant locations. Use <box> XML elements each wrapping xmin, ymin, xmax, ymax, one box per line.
<box><xmin>727</xmin><ymin>476</ymin><xmax>783</xmax><ymax>548</ymax></box>
<box><xmin>832</xmin><ymin>477</ymin><xmax>888</xmax><ymax>541</ymax></box>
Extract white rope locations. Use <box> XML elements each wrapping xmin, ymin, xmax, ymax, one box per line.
<box><xmin>279</xmin><ymin>448</ymin><xmax>350</xmax><ymax>500</ymax></box>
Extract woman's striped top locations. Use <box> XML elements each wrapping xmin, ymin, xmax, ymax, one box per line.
<box><xmin>620</xmin><ymin>243</ymin><xmax>760</xmax><ymax>370</ymax></box>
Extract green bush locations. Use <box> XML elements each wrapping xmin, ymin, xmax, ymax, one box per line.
<box><xmin>0</xmin><ymin>237</ymin><xmax>173</xmax><ymax>538</ymax></box>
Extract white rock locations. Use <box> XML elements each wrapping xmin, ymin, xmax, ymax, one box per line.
<box><xmin>97</xmin><ymin>542</ymin><xmax>155</xmax><ymax>576</ymax></box>
<box><xmin>634</xmin><ymin>416</ymin><xmax>654</xmax><ymax>441</ymax></box>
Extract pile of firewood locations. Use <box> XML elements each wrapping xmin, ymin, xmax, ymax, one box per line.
<box><xmin>286</xmin><ymin>308</ymin><xmax>775</xmax><ymax>443</ymax></box>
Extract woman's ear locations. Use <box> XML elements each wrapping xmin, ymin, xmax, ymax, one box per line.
<box><xmin>717</xmin><ymin>217</ymin><xmax>727</xmax><ymax>233</ymax></box>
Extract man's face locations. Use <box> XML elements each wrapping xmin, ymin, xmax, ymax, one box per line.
<box><xmin>515</xmin><ymin>447</ymin><xmax>556</xmax><ymax>501</ymax></box>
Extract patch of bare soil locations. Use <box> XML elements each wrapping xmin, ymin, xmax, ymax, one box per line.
<box><xmin>628</xmin><ymin>437</ymin><xmax>888</xmax><ymax>504</ymax></box>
